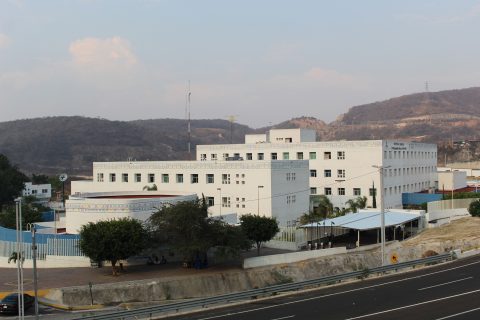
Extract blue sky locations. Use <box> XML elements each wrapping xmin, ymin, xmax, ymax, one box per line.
<box><xmin>1</xmin><ymin>0</ymin><xmax>479</xmax><ymax>127</ymax></box>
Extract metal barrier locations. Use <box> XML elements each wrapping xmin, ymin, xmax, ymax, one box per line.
<box><xmin>74</xmin><ymin>253</ymin><xmax>453</xmax><ymax>320</ymax></box>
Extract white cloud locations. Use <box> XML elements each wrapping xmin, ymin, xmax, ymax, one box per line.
<box><xmin>69</xmin><ymin>36</ymin><xmax>137</xmax><ymax>71</ymax></box>
<box><xmin>0</xmin><ymin>33</ymin><xmax>10</xmax><ymax>49</ymax></box>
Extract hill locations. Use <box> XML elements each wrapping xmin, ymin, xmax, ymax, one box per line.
<box><xmin>0</xmin><ymin>117</ymin><xmax>252</xmax><ymax>175</ymax></box>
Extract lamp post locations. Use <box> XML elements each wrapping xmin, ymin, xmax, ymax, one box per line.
<box><xmin>257</xmin><ymin>186</ymin><xmax>264</xmax><ymax>215</ymax></box>
<box><xmin>217</xmin><ymin>188</ymin><xmax>222</xmax><ymax>217</ymax></box>
<box><xmin>373</xmin><ymin>164</ymin><xmax>391</xmax><ymax>266</ymax></box>
<box><xmin>27</xmin><ymin>224</ymin><xmax>39</xmax><ymax>319</ymax></box>
<box><xmin>15</xmin><ymin>198</ymin><xmax>25</xmax><ymax>320</ymax></box>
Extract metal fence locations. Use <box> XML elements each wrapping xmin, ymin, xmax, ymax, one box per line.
<box><xmin>75</xmin><ymin>253</ymin><xmax>453</xmax><ymax>320</ymax></box>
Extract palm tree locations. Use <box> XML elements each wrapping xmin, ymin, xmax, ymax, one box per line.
<box><xmin>310</xmin><ymin>195</ymin><xmax>334</xmax><ymax>218</ymax></box>
<box><xmin>143</xmin><ymin>184</ymin><xmax>158</xmax><ymax>191</ymax></box>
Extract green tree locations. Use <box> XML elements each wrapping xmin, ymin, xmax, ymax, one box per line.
<box><xmin>149</xmin><ymin>199</ymin><xmax>249</xmax><ymax>264</ymax></box>
<box><xmin>31</xmin><ymin>174</ymin><xmax>49</xmax><ymax>184</ymax></box>
<box><xmin>345</xmin><ymin>196</ymin><xmax>368</xmax><ymax>213</ymax></box>
<box><xmin>468</xmin><ymin>199</ymin><xmax>480</xmax><ymax>217</ymax></box>
<box><xmin>0</xmin><ymin>154</ymin><xmax>28</xmax><ymax>211</ymax></box>
<box><xmin>240</xmin><ymin>215</ymin><xmax>279</xmax><ymax>256</ymax></box>
<box><xmin>310</xmin><ymin>195</ymin><xmax>334</xmax><ymax>218</ymax></box>
<box><xmin>0</xmin><ymin>196</ymin><xmax>45</xmax><ymax>229</ymax></box>
<box><xmin>79</xmin><ymin>218</ymin><xmax>148</xmax><ymax>276</ymax></box>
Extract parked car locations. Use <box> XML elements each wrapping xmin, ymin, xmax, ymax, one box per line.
<box><xmin>0</xmin><ymin>293</ymin><xmax>34</xmax><ymax>314</ymax></box>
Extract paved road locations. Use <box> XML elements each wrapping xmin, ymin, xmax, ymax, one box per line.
<box><xmin>166</xmin><ymin>255</ymin><xmax>480</xmax><ymax>320</ymax></box>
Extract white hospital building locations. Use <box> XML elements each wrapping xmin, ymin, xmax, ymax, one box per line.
<box><xmin>69</xmin><ymin>128</ymin><xmax>437</xmax><ymax>233</ymax></box>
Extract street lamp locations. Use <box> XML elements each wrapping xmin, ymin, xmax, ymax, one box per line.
<box><xmin>257</xmin><ymin>186</ymin><xmax>264</xmax><ymax>215</ymax></box>
<box><xmin>15</xmin><ymin>197</ymin><xmax>25</xmax><ymax>320</ymax></box>
<box><xmin>27</xmin><ymin>223</ymin><xmax>39</xmax><ymax>319</ymax></box>
<box><xmin>217</xmin><ymin>188</ymin><xmax>222</xmax><ymax>217</ymax></box>
<box><xmin>373</xmin><ymin>164</ymin><xmax>391</xmax><ymax>266</ymax></box>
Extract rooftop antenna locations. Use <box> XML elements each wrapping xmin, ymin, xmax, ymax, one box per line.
<box><xmin>425</xmin><ymin>81</ymin><xmax>429</xmax><ymax>92</ymax></box>
<box><xmin>186</xmin><ymin>81</ymin><xmax>192</xmax><ymax>158</ymax></box>
<box><xmin>227</xmin><ymin>115</ymin><xmax>237</xmax><ymax>144</ymax></box>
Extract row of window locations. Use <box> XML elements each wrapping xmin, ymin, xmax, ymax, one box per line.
<box><xmin>310</xmin><ymin>169</ymin><xmax>344</xmax><ymax>178</ymax></box>
<box><xmin>311</xmin><ymin>180</ymin><xmax>432</xmax><ymax>196</ymax></box>
<box><xmin>384</xmin><ymin>166</ymin><xmax>435</xmax><ymax>176</ymax></box>
<box><xmin>384</xmin><ymin>150</ymin><xmax>436</xmax><ymax>160</ymax></box>
<box><xmin>97</xmin><ymin>173</ymin><xmax>246</xmax><ymax>184</ymax></box>
<box><xmin>199</xmin><ymin>151</ymin><xmax>345</xmax><ymax>161</ymax></box>
<box><xmin>206</xmin><ymin>195</ymin><xmax>296</xmax><ymax>208</ymax></box>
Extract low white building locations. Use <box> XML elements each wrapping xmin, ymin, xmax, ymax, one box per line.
<box><xmin>65</xmin><ymin>191</ymin><xmax>197</xmax><ymax>233</ymax></box>
<box><xmin>71</xmin><ymin>160</ymin><xmax>310</xmax><ymax>227</ymax></box>
<box><xmin>23</xmin><ymin>182</ymin><xmax>52</xmax><ymax>202</ymax></box>
<box><xmin>437</xmin><ymin>170</ymin><xmax>467</xmax><ymax>191</ymax></box>
<box><xmin>197</xmin><ymin>128</ymin><xmax>438</xmax><ymax>210</ymax></box>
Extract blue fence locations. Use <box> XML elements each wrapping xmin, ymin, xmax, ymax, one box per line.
<box><xmin>402</xmin><ymin>193</ymin><xmax>443</xmax><ymax>206</ymax></box>
<box><xmin>0</xmin><ymin>226</ymin><xmax>80</xmax><ymax>244</ymax></box>
<box><xmin>41</xmin><ymin>210</ymin><xmax>55</xmax><ymax>222</ymax></box>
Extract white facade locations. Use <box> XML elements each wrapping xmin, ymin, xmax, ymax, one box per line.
<box><xmin>197</xmin><ymin>129</ymin><xmax>438</xmax><ymax>209</ymax></box>
<box><xmin>23</xmin><ymin>182</ymin><xmax>52</xmax><ymax>200</ymax></box>
<box><xmin>71</xmin><ymin>160</ymin><xmax>310</xmax><ymax>226</ymax></box>
<box><xmin>65</xmin><ymin>191</ymin><xmax>196</xmax><ymax>233</ymax></box>
<box><xmin>438</xmin><ymin>171</ymin><xmax>467</xmax><ymax>191</ymax></box>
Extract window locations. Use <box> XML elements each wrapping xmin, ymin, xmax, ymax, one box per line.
<box><xmin>324</xmin><ymin>169</ymin><xmax>331</xmax><ymax>177</ymax></box>
<box><xmin>206</xmin><ymin>174</ymin><xmax>214</xmax><ymax>184</ymax></box>
<box><xmin>222</xmin><ymin>174</ymin><xmax>230</xmax><ymax>184</ymax></box>
<box><xmin>200</xmin><ymin>154</ymin><xmax>207</xmax><ymax>161</ymax></box>
<box><xmin>211</xmin><ymin>154</ymin><xmax>217</xmax><ymax>160</ymax></box>
<box><xmin>122</xmin><ymin>173</ymin><xmax>128</xmax><ymax>182</ymax></box>
<box><xmin>310</xmin><ymin>187</ymin><xmax>317</xmax><ymax>195</ymax></box>
<box><xmin>369</xmin><ymin>188</ymin><xmax>377</xmax><ymax>196</ymax></box>
<box><xmin>337</xmin><ymin>151</ymin><xmax>345</xmax><ymax>160</ymax></box>
<box><xmin>148</xmin><ymin>174</ymin><xmax>155</xmax><ymax>183</ymax></box>
<box><xmin>42</xmin><ymin>189</ymin><xmax>48</xmax><ymax>193</ymax></box>
<box><xmin>223</xmin><ymin>153</ymin><xmax>229</xmax><ymax>160</ymax></box>
<box><xmin>97</xmin><ymin>173</ymin><xmax>104</xmax><ymax>182</ymax></box>
<box><xmin>206</xmin><ymin>197</ymin><xmax>215</xmax><ymax>207</ymax></box>
<box><xmin>162</xmin><ymin>174</ymin><xmax>169</xmax><ymax>183</ymax></box>
<box><xmin>110</xmin><ymin>173</ymin><xmax>116</xmax><ymax>182</ymax></box>
<box><xmin>309</xmin><ymin>152</ymin><xmax>316</xmax><ymax>160</ymax></box>
<box><xmin>338</xmin><ymin>188</ymin><xmax>345</xmax><ymax>195</ymax></box>
<box><xmin>337</xmin><ymin>169</ymin><xmax>345</xmax><ymax>178</ymax></box>
<box><xmin>234</xmin><ymin>153</ymin><xmax>240</xmax><ymax>158</ymax></box>
<box><xmin>222</xmin><ymin>197</ymin><xmax>231</xmax><ymax>208</ymax></box>
<box><xmin>271</xmin><ymin>153</ymin><xmax>277</xmax><ymax>160</ymax></box>
<box><xmin>246</xmin><ymin>153</ymin><xmax>253</xmax><ymax>160</ymax></box>
<box><xmin>191</xmin><ymin>174</ymin><xmax>198</xmax><ymax>183</ymax></box>
<box><xmin>32</xmin><ymin>190</ymin><xmax>37</xmax><ymax>194</ymax></box>
<box><xmin>135</xmin><ymin>173</ymin><xmax>141</xmax><ymax>183</ymax></box>
<box><xmin>353</xmin><ymin>188</ymin><xmax>361</xmax><ymax>196</ymax></box>
<box><xmin>324</xmin><ymin>152</ymin><xmax>331</xmax><ymax>160</ymax></box>
<box><xmin>324</xmin><ymin>187</ymin><xmax>332</xmax><ymax>195</ymax></box>
<box><xmin>287</xmin><ymin>195</ymin><xmax>296</xmax><ymax>204</ymax></box>
<box><xmin>176</xmin><ymin>174</ymin><xmax>183</xmax><ymax>183</ymax></box>
<box><xmin>257</xmin><ymin>153</ymin><xmax>264</xmax><ymax>160</ymax></box>
<box><xmin>310</xmin><ymin>169</ymin><xmax>317</xmax><ymax>177</ymax></box>
<box><xmin>283</xmin><ymin>152</ymin><xmax>290</xmax><ymax>160</ymax></box>
<box><xmin>286</xmin><ymin>173</ymin><xmax>296</xmax><ymax>181</ymax></box>
<box><xmin>297</xmin><ymin>152</ymin><xmax>303</xmax><ymax>160</ymax></box>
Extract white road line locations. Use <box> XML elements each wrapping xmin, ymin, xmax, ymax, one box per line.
<box><xmin>434</xmin><ymin>306</ymin><xmax>480</xmax><ymax>320</ymax></box>
<box><xmin>198</xmin><ymin>260</ymin><xmax>480</xmax><ymax>320</ymax></box>
<box><xmin>271</xmin><ymin>316</ymin><xmax>295</xmax><ymax>320</ymax></box>
<box><xmin>418</xmin><ymin>277</ymin><xmax>473</xmax><ymax>291</ymax></box>
<box><xmin>345</xmin><ymin>289</ymin><xmax>480</xmax><ymax>320</ymax></box>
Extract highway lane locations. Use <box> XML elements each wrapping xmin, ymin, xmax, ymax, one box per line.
<box><xmin>166</xmin><ymin>255</ymin><xmax>480</xmax><ymax>320</ymax></box>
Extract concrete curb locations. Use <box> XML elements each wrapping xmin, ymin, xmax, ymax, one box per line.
<box><xmin>38</xmin><ymin>297</ymin><xmax>104</xmax><ymax>311</ymax></box>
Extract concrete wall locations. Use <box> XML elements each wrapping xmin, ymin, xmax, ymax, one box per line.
<box><xmin>0</xmin><ymin>255</ymin><xmax>91</xmax><ymax>268</ymax></box>
<box><xmin>243</xmin><ymin>247</ymin><xmax>347</xmax><ymax>269</ymax></box>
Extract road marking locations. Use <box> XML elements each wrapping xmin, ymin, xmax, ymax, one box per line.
<box><xmin>345</xmin><ymin>288</ymin><xmax>480</xmax><ymax>320</ymax></box>
<box><xmin>198</xmin><ymin>259</ymin><xmax>480</xmax><ymax>319</ymax></box>
<box><xmin>434</xmin><ymin>306</ymin><xmax>480</xmax><ymax>320</ymax></box>
<box><xmin>418</xmin><ymin>277</ymin><xmax>473</xmax><ymax>291</ymax></box>
<box><xmin>271</xmin><ymin>316</ymin><xmax>295</xmax><ymax>320</ymax></box>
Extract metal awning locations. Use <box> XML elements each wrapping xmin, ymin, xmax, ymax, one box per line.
<box><xmin>302</xmin><ymin>210</ymin><xmax>421</xmax><ymax>231</ymax></box>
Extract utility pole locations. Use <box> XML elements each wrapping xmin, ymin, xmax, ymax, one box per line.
<box><xmin>15</xmin><ymin>198</ymin><xmax>25</xmax><ymax>320</ymax></box>
<box><xmin>28</xmin><ymin>224</ymin><xmax>39</xmax><ymax>319</ymax></box>
<box><xmin>373</xmin><ymin>164</ymin><xmax>390</xmax><ymax>266</ymax></box>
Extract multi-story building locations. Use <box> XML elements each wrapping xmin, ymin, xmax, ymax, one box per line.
<box><xmin>197</xmin><ymin>129</ymin><xmax>438</xmax><ymax>209</ymax></box>
<box><xmin>22</xmin><ymin>182</ymin><xmax>52</xmax><ymax>203</ymax></box>
<box><xmin>71</xmin><ymin>160</ymin><xmax>310</xmax><ymax>227</ymax></box>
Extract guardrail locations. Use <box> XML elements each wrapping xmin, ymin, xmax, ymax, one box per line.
<box><xmin>74</xmin><ymin>253</ymin><xmax>453</xmax><ymax>320</ymax></box>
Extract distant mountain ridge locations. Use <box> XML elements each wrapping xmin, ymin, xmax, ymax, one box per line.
<box><xmin>2</xmin><ymin>87</ymin><xmax>480</xmax><ymax>175</ymax></box>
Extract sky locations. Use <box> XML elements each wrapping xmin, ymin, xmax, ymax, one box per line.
<box><xmin>1</xmin><ymin>0</ymin><xmax>480</xmax><ymax>128</ymax></box>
